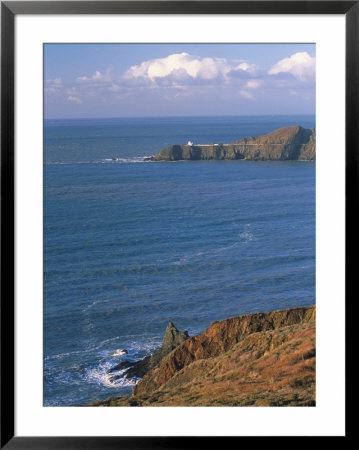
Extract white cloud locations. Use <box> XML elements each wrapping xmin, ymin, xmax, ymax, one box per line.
<box><xmin>44</xmin><ymin>49</ymin><xmax>316</xmax><ymax>115</ymax></box>
<box><xmin>124</xmin><ymin>52</ymin><xmax>231</xmax><ymax>83</ymax></box>
<box><xmin>245</xmin><ymin>80</ymin><xmax>262</xmax><ymax>89</ymax></box>
<box><xmin>67</xmin><ymin>96</ymin><xmax>82</xmax><ymax>104</ymax></box>
<box><xmin>48</xmin><ymin>77</ymin><xmax>62</xmax><ymax>85</ymax></box>
<box><xmin>234</xmin><ymin>62</ymin><xmax>257</xmax><ymax>74</ymax></box>
<box><xmin>77</xmin><ymin>68</ymin><xmax>112</xmax><ymax>83</ymax></box>
<box><xmin>239</xmin><ymin>90</ymin><xmax>253</xmax><ymax>99</ymax></box>
<box><xmin>45</xmin><ymin>78</ymin><xmax>63</xmax><ymax>94</ymax></box>
<box><xmin>268</xmin><ymin>52</ymin><xmax>315</xmax><ymax>81</ymax></box>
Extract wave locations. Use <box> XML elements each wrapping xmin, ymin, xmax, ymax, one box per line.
<box><xmin>103</xmin><ymin>156</ymin><xmax>152</xmax><ymax>163</ymax></box>
<box><xmin>45</xmin><ymin>156</ymin><xmax>153</xmax><ymax>165</ymax></box>
<box><xmin>44</xmin><ymin>334</ymin><xmax>162</xmax><ymax>396</ymax></box>
<box><xmin>238</xmin><ymin>231</ymin><xmax>254</xmax><ymax>243</ymax></box>
<box><xmin>169</xmin><ymin>229</ymin><xmax>255</xmax><ymax>266</ymax></box>
<box><xmin>45</xmin><ymin>333</ymin><xmax>162</xmax><ymax>363</ymax></box>
<box><xmin>84</xmin><ymin>361</ymin><xmax>137</xmax><ymax>389</ymax></box>
<box><xmin>81</xmin><ymin>300</ymin><xmax>99</xmax><ymax>312</ymax></box>
<box><xmin>112</xmin><ymin>349</ymin><xmax>128</xmax><ymax>357</ymax></box>
<box><xmin>44</xmin><ymin>336</ymin><xmax>123</xmax><ymax>361</ymax></box>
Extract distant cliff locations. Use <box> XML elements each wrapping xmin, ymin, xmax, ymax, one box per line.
<box><xmin>146</xmin><ymin>126</ymin><xmax>316</xmax><ymax>161</ymax></box>
<box><xmin>89</xmin><ymin>305</ymin><xmax>315</xmax><ymax>407</ymax></box>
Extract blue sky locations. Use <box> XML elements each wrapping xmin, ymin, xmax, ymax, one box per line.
<box><xmin>44</xmin><ymin>44</ymin><xmax>315</xmax><ymax>118</ymax></box>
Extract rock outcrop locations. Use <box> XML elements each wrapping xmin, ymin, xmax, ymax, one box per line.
<box><xmin>90</xmin><ymin>305</ymin><xmax>315</xmax><ymax>407</ymax></box>
<box><xmin>107</xmin><ymin>322</ymin><xmax>189</xmax><ymax>380</ymax></box>
<box><xmin>146</xmin><ymin>126</ymin><xmax>315</xmax><ymax>161</ymax></box>
<box><xmin>133</xmin><ymin>305</ymin><xmax>315</xmax><ymax>396</ymax></box>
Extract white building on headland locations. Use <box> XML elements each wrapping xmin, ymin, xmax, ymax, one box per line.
<box><xmin>187</xmin><ymin>140</ymin><xmax>223</xmax><ymax>146</ymax></box>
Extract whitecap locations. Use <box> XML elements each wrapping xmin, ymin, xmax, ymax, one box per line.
<box><xmin>112</xmin><ymin>349</ymin><xmax>128</xmax><ymax>357</ymax></box>
<box><xmin>238</xmin><ymin>231</ymin><xmax>254</xmax><ymax>243</ymax></box>
<box><xmin>103</xmin><ymin>156</ymin><xmax>151</xmax><ymax>164</ymax></box>
<box><xmin>84</xmin><ymin>361</ymin><xmax>137</xmax><ymax>388</ymax></box>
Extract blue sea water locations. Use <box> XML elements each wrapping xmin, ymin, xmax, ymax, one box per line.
<box><xmin>44</xmin><ymin>115</ymin><xmax>315</xmax><ymax>406</ymax></box>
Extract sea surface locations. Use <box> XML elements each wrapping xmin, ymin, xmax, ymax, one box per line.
<box><xmin>44</xmin><ymin>115</ymin><xmax>316</xmax><ymax>406</ymax></box>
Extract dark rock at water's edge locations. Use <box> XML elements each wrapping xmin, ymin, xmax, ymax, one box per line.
<box><xmin>145</xmin><ymin>126</ymin><xmax>316</xmax><ymax>162</ymax></box>
<box><xmin>107</xmin><ymin>322</ymin><xmax>190</xmax><ymax>380</ymax></box>
<box><xmin>89</xmin><ymin>305</ymin><xmax>316</xmax><ymax>407</ymax></box>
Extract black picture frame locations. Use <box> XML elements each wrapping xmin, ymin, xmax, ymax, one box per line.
<box><xmin>1</xmin><ymin>1</ymin><xmax>355</xmax><ymax>447</ymax></box>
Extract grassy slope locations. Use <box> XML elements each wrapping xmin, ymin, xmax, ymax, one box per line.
<box><xmin>150</xmin><ymin>126</ymin><xmax>316</xmax><ymax>161</ymax></box>
<box><xmin>89</xmin><ymin>306</ymin><xmax>315</xmax><ymax>407</ymax></box>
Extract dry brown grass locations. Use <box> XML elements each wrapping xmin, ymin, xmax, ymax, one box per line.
<box><xmin>90</xmin><ymin>320</ymin><xmax>315</xmax><ymax>407</ymax></box>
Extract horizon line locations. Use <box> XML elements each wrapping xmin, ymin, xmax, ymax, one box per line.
<box><xmin>44</xmin><ymin>113</ymin><xmax>316</xmax><ymax>121</ymax></box>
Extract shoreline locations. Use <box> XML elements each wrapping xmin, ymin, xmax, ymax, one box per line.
<box><xmin>88</xmin><ymin>304</ymin><xmax>316</xmax><ymax>407</ymax></box>
<box><xmin>146</xmin><ymin>126</ymin><xmax>316</xmax><ymax>162</ymax></box>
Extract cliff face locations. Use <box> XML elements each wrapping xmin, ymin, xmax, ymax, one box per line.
<box><xmin>107</xmin><ymin>322</ymin><xmax>189</xmax><ymax>380</ymax></box>
<box><xmin>89</xmin><ymin>305</ymin><xmax>315</xmax><ymax>407</ymax></box>
<box><xmin>147</xmin><ymin>126</ymin><xmax>316</xmax><ymax>161</ymax></box>
<box><xmin>133</xmin><ymin>305</ymin><xmax>315</xmax><ymax>397</ymax></box>
<box><xmin>129</xmin><ymin>321</ymin><xmax>315</xmax><ymax>406</ymax></box>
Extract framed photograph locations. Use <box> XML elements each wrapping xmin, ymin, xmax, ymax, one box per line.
<box><xmin>1</xmin><ymin>1</ymin><xmax>354</xmax><ymax>446</ymax></box>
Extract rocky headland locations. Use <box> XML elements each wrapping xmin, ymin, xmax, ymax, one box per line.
<box><xmin>145</xmin><ymin>126</ymin><xmax>315</xmax><ymax>161</ymax></box>
<box><xmin>89</xmin><ymin>305</ymin><xmax>316</xmax><ymax>407</ymax></box>
<box><xmin>106</xmin><ymin>322</ymin><xmax>189</xmax><ymax>381</ymax></box>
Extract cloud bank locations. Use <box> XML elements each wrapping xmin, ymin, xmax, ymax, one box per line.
<box><xmin>45</xmin><ymin>50</ymin><xmax>315</xmax><ymax>116</ymax></box>
<box><xmin>268</xmin><ymin>52</ymin><xmax>315</xmax><ymax>81</ymax></box>
<box><xmin>124</xmin><ymin>52</ymin><xmax>233</xmax><ymax>82</ymax></box>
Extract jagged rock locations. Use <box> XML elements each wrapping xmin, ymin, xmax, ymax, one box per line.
<box><xmin>145</xmin><ymin>126</ymin><xmax>316</xmax><ymax>162</ymax></box>
<box><xmin>133</xmin><ymin>305</ymin><xmax>315</xmax><ymax>397</ymax></box>
<box><xmin>158</xmin><ymin>322</ymin><xmax>190</xmax><ymax>359</ymax></box>
<box><xmin>90</xmin><ymin>305</ymin><xmax>316</xmax><ymax>407</ymax></box>
<box><xmin>107</xmin><ymin>322</ymin><xmax>189</xmax><ymax>379</ymax></box>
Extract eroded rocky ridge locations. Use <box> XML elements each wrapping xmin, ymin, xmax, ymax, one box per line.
<box><xmin>90</xmin><ymin>305</ymin><xmax>315</xmax><ymax>407</ymax></box>
<box><xmin>146</xmin><ymin>126</ymin><xmax>316</xmax><ymax>161</ymax></box>
<box><xmin>107</xmin><ymin>322</ymin><xmax>189</xmax><ymax>380</ymax></box>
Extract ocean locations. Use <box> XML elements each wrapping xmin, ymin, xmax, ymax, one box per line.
<box><xmin>44</xmin><ymin>115</ymin><xmax>316</xmax><ymax>406</ymax></box>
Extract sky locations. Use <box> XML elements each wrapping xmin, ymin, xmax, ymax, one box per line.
<box><xmin>44</xmin><ymin>43</ymin><xmax>315</xmax><ymax>119</ymax></box>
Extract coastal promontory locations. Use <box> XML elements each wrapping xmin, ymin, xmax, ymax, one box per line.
<box><xmin>146</xmin><ymin>125</ymin><xmax>315</xmax><ymax>162</ymax></box>
<box><xmin>89</xmin><ymin>305</ymin><xmax>316</xmax><ymax>407</ymax></box>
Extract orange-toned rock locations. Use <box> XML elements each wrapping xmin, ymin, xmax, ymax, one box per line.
<box><xmin>133</xmin><ymin>305</ymin><xmax>315</xmax><ymax>396</ymax></box>
<box><xmin>88</xmin><ymin>305</ymin><xmax>316</xmax><ymax>407</ymax></box>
